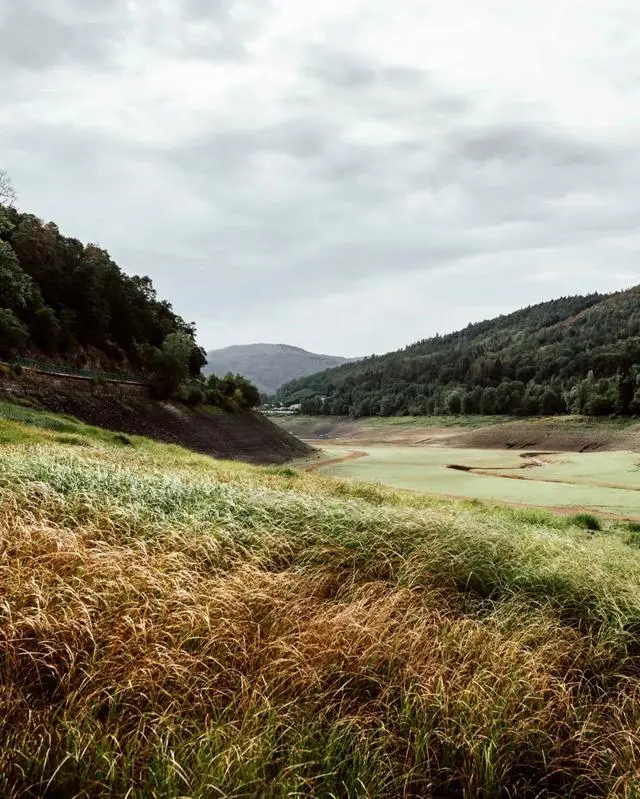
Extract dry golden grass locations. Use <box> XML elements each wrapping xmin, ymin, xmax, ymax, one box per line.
<box><xmin>2</xmin><ymin>404</ymin><xmax>640</xmax><ymax>796</ymax></box>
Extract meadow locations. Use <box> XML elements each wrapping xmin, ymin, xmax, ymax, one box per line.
<box><xmin>316</xmin><ymin>445</ymin><xmax>640</xmax><ymax>519</ymax></box>
<box><xmin>3</xmin><ymin>401</ymin><xmax>640</xmax><ymax>796</ymax></box>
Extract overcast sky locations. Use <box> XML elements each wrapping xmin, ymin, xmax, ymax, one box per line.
<box><xmin>1</xmin><ymin>0</ymin><xmax>639</xmax><ymax>357</ymax></box>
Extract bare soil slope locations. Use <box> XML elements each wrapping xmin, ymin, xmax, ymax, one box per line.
<box><xmin>277</xmin><ymin>415</ymin><xmax>640</xmax><ymax>453</ymax></box>
<box><xmin>0</xmin><ymin>372</ymin><xmax>310</xmax><ymax>464</ymax></box>
<box><xmin>449</xmin><ymin>420</ymin><xmax>640</xmax><ymax>453</ymax></box>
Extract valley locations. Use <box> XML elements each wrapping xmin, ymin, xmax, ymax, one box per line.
<box><xmin>307</xmin><ymin>444</ymin><xmax>640</xmax><ymax>519</ymax></box>
<box><xmin>5</xmin><ymin>169</ymin><xmax>640</xmax><ymax>796</ymax></box>
<box><xmin>281</xmin><ymin>415</ymin><xmax>640</xmax><ymax>519</ymax></box>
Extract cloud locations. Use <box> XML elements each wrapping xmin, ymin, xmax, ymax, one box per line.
<box><xmin>0</xmin><ymin>0</ymin><xmax>126</xmax><ymax>70</ymax></box>
<box><xmin>1</xmin><ymin>0</ymin><xmax>639</xmax><ymax>356</ymax></box>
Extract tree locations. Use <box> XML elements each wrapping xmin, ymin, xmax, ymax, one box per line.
<box><xmin>539</xmin><ymin>388</ymin><xmax>564</xmax><ymax>416</ymax></box>
<box><xmin>30</xmin><ymin>307</ymin><xmax>61</xmax><ymax>352</ymax></box>
<box><xmin>153</xmin><ymin>332</ymin><xmax>195</xmax><ymax>398</ymax></box>
<box><xmin>0</xmin><ymin>241</ymin><xmax>35</xmax><ymax>309</ymax></box>
<box><xmin>444</xmin><ymin>390</ymin><xmax>463</xmax><ymax>415</ymax></box>
<box><xmin>233</xmin><ymin>374</ymin><xmax>261</xmax><ymax>408</ymax></box>
<box><xmin>617</xmin><ymin>372</ymin><xmax>635</xmax><ymax>416</ymax></box>
<box><xmin>0</xmin><ymin>309</ymin><xmax>28</xmax><ymax>359</ymax></box>
<box><xmin>189</xmin><ymin>344</ymin><xmax>207</xmax><ymax>378</ymax></box>
<box><xmin>479</xmin><ymin>387</ymin><xmax>497</xmax><ymax>415</ymax></box>
<box><xmin>0</xmin><ymin>171</ymin><xmax>16</xmax><ymax>207</ymax></box>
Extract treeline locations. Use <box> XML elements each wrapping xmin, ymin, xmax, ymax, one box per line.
<box><xmin>0</xmin><ymin>176</ymin><xmax>260</xmax><ymax>409</ymax></box>
<box><xmin>0</xmin><ymin>203</ymin><xmax>205</xmax><ymax>371</ymax></box>
<box><xmin>278</xmin><ymin>289</ymin><xmax>640</xmax><ymax>418</ymax></box>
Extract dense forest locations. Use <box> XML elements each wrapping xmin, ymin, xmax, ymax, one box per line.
<box><xmin>278</xmin><ymin>289</ymin><xmax>640</xmax><ymax>417</ymax></box>
<box><xmin>0</xmin><ymin>173</ymin><xmax>259</xmax><ymax>408</ymax></box>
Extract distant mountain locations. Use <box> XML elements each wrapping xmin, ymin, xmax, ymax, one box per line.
<box><xmin>203</xmin><ymin>344</ymin><xmax>353</xmax><ymax>395</ymax></box>
<box><xmin>278</xmin><ymin>286</ymin><xmax>640</xmax><ymax>418</ymax></box>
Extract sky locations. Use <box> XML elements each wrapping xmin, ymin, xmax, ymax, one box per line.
<box><xmin>1</xmin><ymin>0</ymin><xmax>639</xmax><ymax>358</ymax></box>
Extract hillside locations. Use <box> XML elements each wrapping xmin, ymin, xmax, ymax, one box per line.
<box><xmin>279</xmin><ymin>287</ymin><xmax>640</xmax><ymax>417</ymax></box>
<box><xmin>0</xmin><ymin>203</ymin><xmax>206</xmax><ymax>377</ymax></box>
<box><xmin>0</xmin><ymin>370</ymin><xmax>309</xmax><ymax>464</ymax></box>
<box><xmin>3</xmin><ymin>402</ymin><xmax>640</xmax><ymax>795</ymax></box>
<box><xmin>204</xmin><ymin>343</ymin><xmax>352</xmax><ymax>394</ymax></box>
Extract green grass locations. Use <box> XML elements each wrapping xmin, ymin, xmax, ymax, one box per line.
<box><xmin>0</xmin><ymin>399</ymin><xmax>138</xmax><ymax>447</ymax></box>
<box><xmin>3</xmin><ymin>403</ymin><xmax>640</xmax><ymax>795</ymax></box>
<box><xmin>569</xmin><ymin>513</ymin><xmax>604</xmax><ymax>532</ymax></box>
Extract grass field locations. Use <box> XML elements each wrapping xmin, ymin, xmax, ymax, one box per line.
<box><xmin>5</xmin><ymin>401</ymin><xmax>640</xmax><ymax>795</ymax></box>
<box><xmin>315</xmin><ymin>445</ymin><xmax>640</xmax><ymax>518</ymax></box>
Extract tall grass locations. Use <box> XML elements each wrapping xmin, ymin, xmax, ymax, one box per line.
<box><xmin>2</xmin><ymin>407</ymin><xmax>640</xmax><ymax>795</ymax></box>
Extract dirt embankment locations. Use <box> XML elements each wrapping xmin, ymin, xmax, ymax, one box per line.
<box><xmin>276</xmin><ymin>417</ymin><xmax>459</xmax><ymax>446</ymax></box>
<box><xmin>0</xmin><ymin>372</ymin><xmax>310</xmax><ymax>464</ymax></box>
<box><xmin>276</xmin><ymin>415</ymin><xmax>640</xmax><ymax>453</ymax></box>
<box><xmin>447</xmin><ymin>422</ymin><xmax>640</xmax><ymax>453</ymax></box>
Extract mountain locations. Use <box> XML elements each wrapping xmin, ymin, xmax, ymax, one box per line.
<box><xmin>278</xmin><ymin>286</ymin><xmax>640</xmax><ymax>417</ymax></box>
<box><xmin>204</xmin><ymin>344</ymin><xmax>352</xmax><ymax>395</ymax></box>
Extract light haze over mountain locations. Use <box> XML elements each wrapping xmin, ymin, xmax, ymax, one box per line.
<box><xmin>204</xmin><ymin>344</ymin><xmax>353</xmax><ymax>395</ymax></box>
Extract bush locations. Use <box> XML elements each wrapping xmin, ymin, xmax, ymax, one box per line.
<box><xmin>206</xmin><ymin>388</ymin><xmax>225</xmax><ymax>407</ymax></box>
<box><xmin>171</xmin><ymin>384</ymin><xmax>190</xmax><ymax>403</ymax></box>
<box><xmin>569</xmin><ymin>513</ymin><xmax>603</xmax><ymax>532</ymax></box>
<box><xmin>265</xmin><ymin>466</ymin><xmax>299</xmax><ymax>479</ymax></box>
<box><xmin>185</xmin><ymin>386</ymin><xmax>206</xmax><ymax>406</ymax></box>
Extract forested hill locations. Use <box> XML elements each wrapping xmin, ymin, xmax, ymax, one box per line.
<box><xmin>0</xmin><ymin>203</ymin><xmax>205</xmax><ymax>376</ymax></box>
<box><xmin>278</xmin><ymin>288</ymin><xmax>640</xmax><ymax>417</ymax></box>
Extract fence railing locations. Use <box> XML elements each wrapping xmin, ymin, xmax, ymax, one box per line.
<box><xmin>14</xmin><ymin>358</ymin><xmax>148</xmax><ymax>385</ymax></box>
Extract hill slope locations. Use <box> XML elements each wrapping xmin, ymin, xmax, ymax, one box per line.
<box><xmin>204</xmin><ymin>343</ymin><xmax>351</xmax><ymax>394</ymax></box>
<box><xmin>3</xmin><ymin>404</ymin><xmax>640</xmax><ymax>795</ymax></box>
<box><xmin>0</xmin><ymin>370</ymin><xmax>309</xmax><ymax>463</ymax></box>
<box><xmin>0</xmin><ymin>204</ymin><xmax>204</xmax><ymax>375</ymax></box>
<box><xmin>279</xmin><ymin>287</ymin><xmax>640</xmax><ymax>417</ymax></box>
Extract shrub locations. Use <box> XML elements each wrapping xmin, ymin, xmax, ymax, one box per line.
<box><xmin>266</xmin><ymin>466</ymin><xmax>298</xmax><ymax>479</ymax></box>
<box><xmin>569</xmin><ymin>513</ymin><xmax>603</xmax><ymax>532</ymax></box>
<box><xmin>185</xmin><ymin>386</ymin><xmax>206</xmax><ymax>406</ymax></box>
<box><xmin>171</xmin><ymin>384</ymin><xmax>190</xmax><ymax>403</ymax></box>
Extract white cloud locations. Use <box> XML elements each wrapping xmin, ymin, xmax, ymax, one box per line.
<box><xmin>1</xmin><ymin>0</ymin><xmax>639</xmax><ymax>355</ymax></box>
